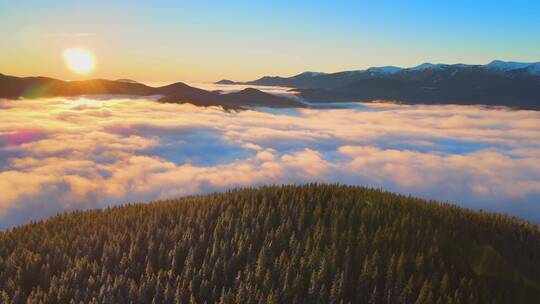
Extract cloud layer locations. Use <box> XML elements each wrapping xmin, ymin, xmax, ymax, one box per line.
<box><xmin>1</xmin><ymin>96</ymin><xmax>539</xmax><ymax>229</ymax></box>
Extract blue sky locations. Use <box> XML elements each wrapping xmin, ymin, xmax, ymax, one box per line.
<box><xmin>1</xmin><ymin>0</ymin><xmax>539</xmax><ymax>82</ymax></box>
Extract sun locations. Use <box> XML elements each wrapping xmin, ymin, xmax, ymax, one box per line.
<box><xmin>63</xmin><ymin>48</ymin><xmax>96</xmax><ymax>74</ymax></box>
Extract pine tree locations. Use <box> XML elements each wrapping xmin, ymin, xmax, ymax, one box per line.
<box><xmin>416</xmin><ymin>280</ymin><xmax>433</xmax><ymax>304</ymax></box>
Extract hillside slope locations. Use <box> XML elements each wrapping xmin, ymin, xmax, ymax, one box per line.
<box><xmin>1</xmin><ymin>184</ymin><xmax>539</xmax><ymax>303</ymax></box>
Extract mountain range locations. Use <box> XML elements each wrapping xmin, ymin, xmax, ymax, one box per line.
<box><xmin>218</xmin><ymin>60</ymin><xmax>540</xmax><ymax>110</ymax></box>
<box><xmin>2</xmin><ymin>59</ymin><xmax>539</xmax><ymax>110</ymax></box>
<box><xmin>0</xmin><ymin>73</ymin><xmax>303</xmax><ymax>109</ymax></box>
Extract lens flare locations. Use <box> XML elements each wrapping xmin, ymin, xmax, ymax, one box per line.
<box><xmin>63</xmin><ymin>48</ymin><xmax>96</xmax><ymax>74</ymax></box>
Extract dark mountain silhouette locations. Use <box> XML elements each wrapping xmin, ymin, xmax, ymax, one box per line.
<box><xmin>0</xmin><ymin>74</ymin><xmax>155</xmax><ymax>98</ymax></box>
<box><xmin>4</xmin><ymin>59</ymin><xmax>539</xmax><ymax>109</ymax></box>
<box><xmin>220</xmin><ymin>88</ymin><xmax>304</xmax><ymax>108</ymax></box>
<box><xmin>1</xmin><ymin>184</ymin><xmax>539</xmax><ymax>303</ymax></box>
<box><xmin>159</xmin><ymin>87</ymin><xmax>303</xmax><ymax>109</ymax></box>
<box><xmin>217</xmin><ymin>60</ymin><xmax>540</xmax><ymax>110</ymax></box>
<box><xmin>115</xmin><ymin>79</ymin><xmax>140</xmax><ymax>84</ymax></box>
<box><xmin>0</xmin><ymin>73</ymin><xmax>303</xmax><ymax>108</ymax></box>
<box><xmin>157</xmin><ymin>82</ymin><xmax>218</xmax><ymax>100</ymax></box>
<box><xmin>215</xmin><ymin>79</ymin><xmax>236</xmax><ymax>85</ymax></box>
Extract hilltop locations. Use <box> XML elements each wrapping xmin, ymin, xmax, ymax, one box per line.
<box><xmin>1</xmin><ymin>184</ymin><xmax>539</xmax><ymax>303</ymax></box>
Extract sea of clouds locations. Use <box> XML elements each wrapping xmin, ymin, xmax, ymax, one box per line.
<box><xmin>0</xmin><ymin>94</ymin><xmax>539</xmax><ymax>229</ymax></box>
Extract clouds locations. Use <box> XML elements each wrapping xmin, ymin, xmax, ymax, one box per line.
<box><xmin>0</xmin><ymin>96</ymin><xmax>539</xmax><ymax>229</ymax></box>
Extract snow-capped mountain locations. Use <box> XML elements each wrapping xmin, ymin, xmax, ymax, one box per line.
<box><xmin>366</xmin><ymin>66</ymin><xmax>403</xmax><ymax>74</ymax></box>
<box><xmin>408</xmin><ymin>63</ymin><xmax>447</xmax><ymax>71</ymax></box>
<box><xmin>293</xmin><ymin>71</ymin><xmax>328</xmax><ymax>77</ymax></box>
<box><xmin>215</xmin><ymin>60</ymin><xmax>540</xmax><ymax>110</ymax></box>
<box><xmin>218</xmin><ymin>60</ymin><xmax>540</xmax><ymax>89</ymax></box>
<box><xmin>484</xmin><ymin>60</ymin><xmax>534</xmax><ymax>72</ymax></box>
<box><xmin>404</xmin><ymin>60</ymin><xmax>540</xmax><ymax>75</ymax></box>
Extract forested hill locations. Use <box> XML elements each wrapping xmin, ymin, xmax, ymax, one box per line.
<box><xmin>1</xmin><ymin>184</ymin><xmax>539</xmax><ymax>303</ymax></box>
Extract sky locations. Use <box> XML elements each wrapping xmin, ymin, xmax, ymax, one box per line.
<box><xmin>1</xmin><ymin>1</ymin><xmax>540</xmax><ymax>83</ymax></box>
<box><xmin>1</xmin><ymin>88</ymin><xmax>539</xmax><ymax>229</ymax></box>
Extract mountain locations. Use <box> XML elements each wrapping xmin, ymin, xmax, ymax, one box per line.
<box><xmin>366</xmin><ymin>66</ymin><xmax>403</xmax><ymax>74</ymax></box>
<box><xmin>484</xmin><ymin>60</ymin><xmax>539</xmax><ymax>73</ymax></box>
<box><xmin>217</xmin><ymin>60</ymin><xmax>540</xmax><ymax>110</ymax></box>
<box><xmin>219</xmin><ymin>88</ymin><xmax>304</xmax><ymax>108</ymax></box>
<box><xmin>0</xmin><ymin>73</ymin><xmax>303</xmax><ymax>109</ymax></box>
<box><xmin>0</xmin><ymin>74</ymin><xmax>155</xmax><ymax>98</ymax></box>
<box><xmin>115</xmin><ymin>79</ymin><xmax>140</xmax><ymax>84</ymax></box>
<box><xmin>215</xmin><ymin>79</ymin><xmax>236</xmax><ymax>85</ymax></box>
<box><xmin>220</xmin><ymin>60</ymin><xmax>540</xmax><ymax>89</ymax></box>
<box><xmin>159</xmin><ymin>87</ymin><xmax>303</xmax><ymax>109</ymax></box>
<box><xmin>1</xmin><ymin>184</ymin><xmax>539</xmax><ymax>303</ymax></box>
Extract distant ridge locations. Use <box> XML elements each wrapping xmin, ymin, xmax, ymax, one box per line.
<box><xmin>3</xmin><ymin>58</ymin><xmax>539</xmax><ymax>110</ymax></box>
<box><xmin>215</xmin><ymin>79</ymin><xmax>236</xmax><ymax>85</ymax></box>
<box><xmin>0</xmin><ymin>73</ymin><xmax>303</xmax><ymax>109</ymax></box>
<box><xmin>216</xmin><ymin>60</ymin><xmax>540</xmax><ymax>110</ymax></box>
<box><xmin>115</xmin><ymin>78</ymin><xmax>140</xmax><ymax>84</ymax></box>
<box><xmin>217</xmin><ymin>60</ymin><xmax>540</xmax><ymax>87</ymax></box>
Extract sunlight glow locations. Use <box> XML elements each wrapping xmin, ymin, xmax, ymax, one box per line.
<box><xmin>63</xmin><ymin>48</ymin><xmax>96</xmax><ymax>74</ymax></box>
